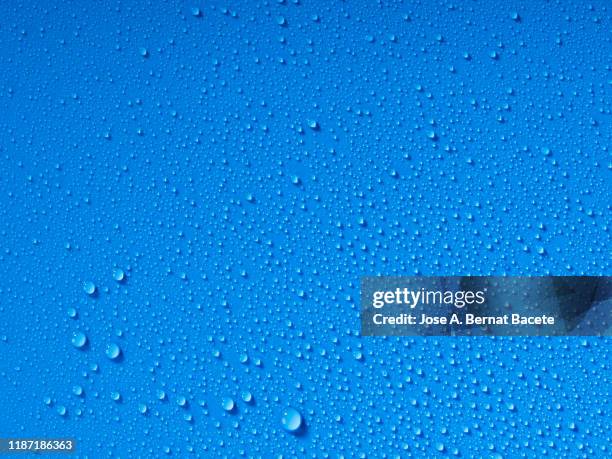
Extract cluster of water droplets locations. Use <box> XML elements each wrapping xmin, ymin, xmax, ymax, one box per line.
<box><xmin>0</xmin><ymin>0</ymin><xmax>609</xmax><ymax>457</ymax></box>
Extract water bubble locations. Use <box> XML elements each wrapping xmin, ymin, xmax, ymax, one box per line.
<box><xmin>191</xmin><ymin>7</ymin><xmax>202</xmax><ymax>17</ymax></box>
<box><xmin>72</xmin><ymin>385</ymin><xmax>83</xmax><ymax>396</ymax></box>
<box><xmin>241</xmin><ymin>391</ymin><xmax>253</xmax><ymax>403</ymax></box>
<box><xmin>281</xmin><ymin>407</ymin><xmax>303</xmax><ymax>433</ymax></box>
<box><xmin>83</xmin><ymin>281</ymin><xmax>96</xmax><ymax>296</ymax></box>
<box><xmin>111</xmin><ymin>391</ymin><xmax>121</xmax><ymax>402</ymax></box>
<box><xmin>56</xmin><ymin>405</ymin><xmax>67</xmax><ymax>416</ymax></box>
<box><xmin>105</xmin><ymin>343</ymin><xmax>121</xmax><ymax>360</ymax></box>
<box><xmin>139</xmin><ymin>47</ymin><xmax>149</xmax><ymax>58</ymax></box>
<box><xmin>71</xmin><ymin>331</ymin><xmax>87</xmax><ymax>349</ymax></box>
<box><xmin>67</xmin><ymin>307</ymin><xmax>77</xmax><ymax>319</ymax></box>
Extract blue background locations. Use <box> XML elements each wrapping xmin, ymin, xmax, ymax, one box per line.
<box><xmin>0</xmin><ymin>0</ymin><xmax>610</xmax><ymax>457</ymax></box>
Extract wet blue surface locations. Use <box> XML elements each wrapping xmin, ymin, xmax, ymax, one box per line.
<box><xmin>0</xmin><ymin>0</ymin><xmax>610</xmax><ymax>457</ymax></box>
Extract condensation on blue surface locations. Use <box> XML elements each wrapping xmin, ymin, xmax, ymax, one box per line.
<box><xmin>0</xmin><ymin>0</ymin><xmax>610</xmax><ymax>457</ymax></box>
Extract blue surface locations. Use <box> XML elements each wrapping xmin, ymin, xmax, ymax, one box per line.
<box><xmin>0</xmin><ymin>0</ymin><xmax>610</xmax><ymax>457</ymax></box>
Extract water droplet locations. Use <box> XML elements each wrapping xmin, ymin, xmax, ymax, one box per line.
<box><xmin>105</xmin><ymin>343</ymin><xmax>121</xmax><ymax>360</ymax></box>
<box><xmin>307</xmin><ymin>119</ymin><xmax>319</xmax><ymax>130</ymax></box>
<box><xmin>83</xmin><ymin>281</ymin><xmax>96</xmax><ymax>296</ymax></box>
<box><xmin>281</xmin><ymin>407</ymin><xmax>303</xmax><ymax>432</ymax></box>
<box><xmin>71</xmin><ymin>331</ymin><xmax>87</xmax><ymax>349</ymax></box>
<box><xmin>112</xmin><ymin>268</ymin><xmax>125</xmax><ymax>282</ymax></box>
<box><xmin>221</xmin><ymin>397</ymin><xmax>235</xmax><ymax>412</ymax></box>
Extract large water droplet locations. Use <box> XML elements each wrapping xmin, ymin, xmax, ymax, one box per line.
<box><xmin>112</xmin><ymin>268</ymin><xmax>125</xmax><ymax>282</ymax></box>
<box><xmin>221</xmin><ymin>397</ymin><xmax>235</xmax><ymax>412</ymax></box>
<box><xmin>83</xmin><ymin>281</ymin><xmax>96</xmax><ymax>296</ymax></box>
<box><xmin>281</xmin><ymin>407</ymin><xmax>303</xmax><ymax>432</ymax></box>
<box><xmin>105</xmin><ymin>343</ymin><xmax>121</xmax><ymax>360</ymax></box>
<box><xmin>71</xmin><ymin>331</ymin><xmax>87</xmax><ymax>348</ymax></box>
